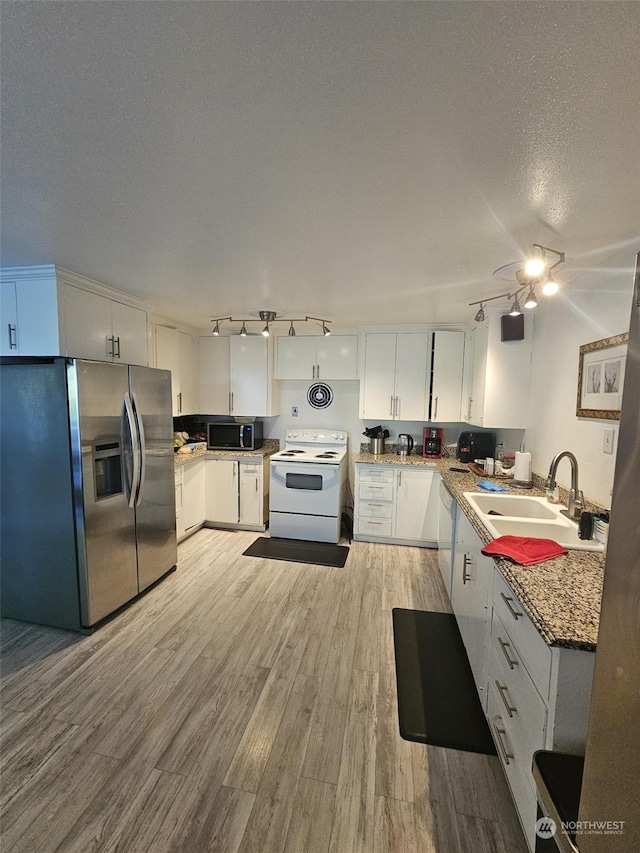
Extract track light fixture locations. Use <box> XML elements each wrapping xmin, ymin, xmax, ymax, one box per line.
<box><xmin>469</xmin><ymin>244</ymin><xmax>565</xmax><ymax>321</ymax></box>
<box><xmin>509</xmin><ymin>294</ymin><xmax>522</xmax><ymax>316</ymax></box>
<box><xmin>209</xmin><ymin>311</ymin><xmax>332</xmax><ymax>337</ymax></box>
<box><xmin>524</xmin><ymin>286</ymin><xmax>538</xmax><ymax>309</ymax></box>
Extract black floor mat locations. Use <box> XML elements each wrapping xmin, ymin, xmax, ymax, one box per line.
<box><xmin>392</xmin><ymin>609</ymin><xmax>497</xmax><ymax>755</ymax></box>
<box><xmin>242</xmin><ymin>536</ymin><xmax>349</xmax><ymax>568</ymax></box>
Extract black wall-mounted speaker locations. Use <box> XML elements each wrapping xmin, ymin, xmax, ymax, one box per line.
<box><xmin>501</xmin><ymin>314</ymin><xmax>525</xmax><ymax>341</ymax></box>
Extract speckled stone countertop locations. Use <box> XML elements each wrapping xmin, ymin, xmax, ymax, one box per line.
<box><xmin>355</xmin><ymin>450</ymin><xmax>606</xmax><ymax>652</ymax></box>
<box><xmin>174</xmin><ymin>439</ymin><xmax>279</xmax><ymax>466</ymax></box>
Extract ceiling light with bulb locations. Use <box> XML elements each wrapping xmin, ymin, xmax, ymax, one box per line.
<box><xmin>469</xmin><ymin>244</ymin><xmax>565</xmax><ymax>321</ymax></box>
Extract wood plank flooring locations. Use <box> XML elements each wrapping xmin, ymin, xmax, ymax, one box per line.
<box><xmin>0</xmin><ymin>529</ymin><xmax>528</xmax><ymax>852</ymax></box>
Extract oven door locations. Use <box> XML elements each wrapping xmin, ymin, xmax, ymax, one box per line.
<box><xmin>270</xmin><ymin>461</ymin><xmax>341</xmax><ymax>516</ymax></box>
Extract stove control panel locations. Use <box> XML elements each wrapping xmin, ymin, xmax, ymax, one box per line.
<box><xmin>285</xmin><ymin>429</ymin><xmax>346</xmax><ymax>444</ymax></box>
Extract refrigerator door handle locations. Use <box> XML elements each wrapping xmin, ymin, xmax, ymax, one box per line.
<box><xmin>131</xmin><ymin>391</ymin><xmax>146</xmax><ymax>506</ymax></box>
<box><xmin>122</xmin><ymin>391</ymin><xmax>141</xmax><ymax>508</ymax></box>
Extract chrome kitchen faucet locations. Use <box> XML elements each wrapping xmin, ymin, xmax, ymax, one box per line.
<box><xmin>545</xmin><ymin>451</ymin><xmax>585</xmax><ymax>520</ymax></box>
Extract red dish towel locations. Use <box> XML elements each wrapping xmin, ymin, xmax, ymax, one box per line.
<box><xmin>481</xmin><ymin>535</ymin><xmax>568</xmax><ymax>566</ymax></box>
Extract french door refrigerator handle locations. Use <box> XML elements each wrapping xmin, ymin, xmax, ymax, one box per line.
<box><xmin>131</xmin><ymin>391</ymin><xmax>146</xmax><ymax>506</ymax></box>
<box><xmin>123</xmin><ymin>391</ymin><xmax>141</xmax><ymax>508</ymax></box>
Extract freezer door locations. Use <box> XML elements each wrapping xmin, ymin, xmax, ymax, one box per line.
<box><xmin>129</xmin><ymin>365</ymin><xmax>177</xmax><ymax>590</ymax></box>
<box><xmin>73</xmin><ymin>360</ymin><xmax>139</xmax><ymax>626</ymax></box>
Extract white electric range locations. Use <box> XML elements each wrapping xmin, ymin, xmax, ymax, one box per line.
<box><xmin>269</xmin><ymin>428</ymin><xmax>348</xmax><ymax>543</ymax></box>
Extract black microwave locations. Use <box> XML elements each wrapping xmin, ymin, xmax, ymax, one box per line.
<box><xmin>207</xmin><ymin>421</ymin><xmax>263</xmax><ymax>451</ymax></box>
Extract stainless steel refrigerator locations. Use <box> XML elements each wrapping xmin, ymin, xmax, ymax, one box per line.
<box><xmin>576</xmin><ymin>254</ymin><xmax>640</xmax><ymax>850</ymax></box>
<box><xmin>0</xmin><ymin>358</ymin><xmax>177</xmax><ymax>630</ymax></box>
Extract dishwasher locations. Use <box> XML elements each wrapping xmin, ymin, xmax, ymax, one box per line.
<box><xmin>437</xmin><ymin>480</ymin><xmax>457</xmax><ymax>598</ymax></box>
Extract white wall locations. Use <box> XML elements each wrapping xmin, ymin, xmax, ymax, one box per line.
<box><xmin>524</xmin><ymin>246</ymin><xmax>637</xmax><ymax>506</ymax></box>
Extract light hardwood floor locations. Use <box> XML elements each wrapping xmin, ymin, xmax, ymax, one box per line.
<box><xmin>0</xmin><ymin>529</ymin><xmax>528</xmax><ymax>852</ymax></box>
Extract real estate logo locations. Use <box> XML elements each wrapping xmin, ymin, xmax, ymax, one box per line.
<box><xmin>535</xmin><ymin>816</ymin><xmax>557</xmax><ymax>839</ymax></box>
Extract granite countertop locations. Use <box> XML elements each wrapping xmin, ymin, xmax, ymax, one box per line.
<box><xmin>174</xmin><ymin>439</ymin><xmax>279</xmax><ymax>466</ymax></box>
<box><xmin>356</xmin><ymin>450</ymin><xmax>605</xmax><ymax>652</ymax></box>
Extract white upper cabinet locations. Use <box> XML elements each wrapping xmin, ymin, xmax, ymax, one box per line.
<box><xmin>0</xmin><ymin>272</ymin><xmax>64</xmax><ymax>356</ymax></box>
<box><xmin>0</xmin><ymin>265</ymin><xmax>149</xmax><ymax>365</ymax></box>
<box><xmin>64</xmin><ymin>285</ymin><xmax>148</xmax><ymax>365</ymax></box>
<box><xmin>154</xmin><ymin>324</ymin><xmax>197</xmax><ymax>415</ymax></box>
<box><xmin>275</xmin><ymin>334</ymin><xmax>358</xmax><ymax>380</ymax></box>
<box><xmin>465</xmin><ymin>312</ymin><xmax>533</xmax><ymax>429</ymax></box>
<box><xmin>430</xmin><ymin>330</ymin><xmax>466</xmax><ymax>421</ymax></box>
<box><xmin>359</xmin><ymin>332</ymin><xmax>430</xmax><ymax>421</ymax></box>
<box><xmin>198</xmin><ymin>334</ymin><xmax>279</xmax><ymax>417</ymax></box>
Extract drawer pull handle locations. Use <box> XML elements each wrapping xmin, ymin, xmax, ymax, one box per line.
<box><xmin>500</xmin><ymin>592</ymin><xmax>523</xmax><ymax>621</ymax></box>
<box><xmin>462</xmin><ymin>553</ymin><xmax>471</xmax><ymax>584</ymax></box>
<box><xmin>495</xmin><ymin>681</ymin><xmax>517</xmax><ymax>717</ymax></box>
<box><xmin>498</xmin><ymin>636</ymin><xmax>519</xmax><ymax>669</ymax></box>
<box><xmin>368</xmin><ymin>503</ymin><xmax>384</xmax><ymax>507</ymax></box>
<box><xmin>368</xmin><ymin>485</ymin><xmax>384</xmax><ymax>490</ymax></box>
<box><xmin>368</xmin><ymin>520</ymin><xmax>384</xmax><ymax>525</ymax></box>
<box><xmin>493</xmin><ymin>723</ymin><xmax>514</xmax><ymax>765</ymax></box>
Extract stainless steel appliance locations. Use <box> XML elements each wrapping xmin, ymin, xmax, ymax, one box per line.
<box><xmin>532</xmin><ymin>254</ymin><xmax>640</xmax><ymax>852</ymax></box>
<box><xmin>207</xmin><ymin>420</ymin><xmax>263</xmax><ymax>450</ymax></box>
<box><xmin>269</xmin><ymin>428</ymin><xmax>348</xmax><ymax>543</ymax></box>
<box><xmin>456</xmin><ymin>430</ymin><xmax>496</xmax><ymax>463</ymax></box>
<box><xmin>0</xmin><ymin>357</ymin><xmax>177</xmax><ymax>631</ymax></box>
<box><xmin>423</xmin><ymin>427</ymin><xmax>444</xmax><ymax>458</ymax></box>
<box><xmin>437</xmin><ymin>480</ymin><xmax>457</xmax><ymax>597</ymax></box>
<box><xmin>397</xmin><ymin>434</ymin><xmax>414</xmax><ymax>457</ymax></box>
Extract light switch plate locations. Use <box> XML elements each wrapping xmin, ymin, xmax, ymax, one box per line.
<box><xmin>603</xmin><ymin>428</ymin><xmax>615</xmax><ymax>454</ymax></box>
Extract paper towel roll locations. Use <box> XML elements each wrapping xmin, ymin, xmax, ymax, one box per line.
<box><xmin>514</xmin><ymin>451</ymin><xmax>532</xmax><ymax>483</ymax></box>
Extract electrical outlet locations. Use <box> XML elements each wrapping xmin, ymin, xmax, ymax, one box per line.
<box><xmin>292</xmin><ymin>406</ymin><xmax>298</xmax><ymax>417</ymax></box>
<box><xmin>603</xmin><ymin>428</ymin><xmax>615</xmax><ymax>455</ymax></box>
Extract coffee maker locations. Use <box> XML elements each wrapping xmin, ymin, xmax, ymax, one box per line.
<box><xmin>423</xmin><ymin>427</ymin><xmax>444</xmax><ymax>458</ymax></box>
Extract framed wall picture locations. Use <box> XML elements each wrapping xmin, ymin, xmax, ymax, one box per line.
<box><xmin>577</xmin><ymin>332</ymin><xmax>628</xmax><ymax>419</ymax></box>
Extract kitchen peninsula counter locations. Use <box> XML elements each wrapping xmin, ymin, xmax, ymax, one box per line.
<box><xmin>354</xmin><ymin>451</ymin><xmax>606</xmax><ymax>651</ymax></box>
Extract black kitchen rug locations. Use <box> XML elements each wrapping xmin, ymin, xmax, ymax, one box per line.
<box><xmin>243</xmin><ymin>537</ymin><xmax>349</xmax><ymax>568</ymax></box>
<box><xmin>392</xmin><ymin>609</ymin><xmax>497</xmax><ymax>755</ymax></box>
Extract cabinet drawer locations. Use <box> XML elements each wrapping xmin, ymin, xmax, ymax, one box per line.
<box><xmin>489</xmin><ymin>620</ymin><xmax>548</xmax><ymax>764</ymax></box>
<box><xmin>241</xmin><ymin>462</ymin><xmax>261</xmax><ymax>475</ymax></box>
<box><xmin>358</xmin><ymin>500</ymin><xmax>393</xmax><ymax>520</ymax></box>
<box><xmin>356</xmin><ymin>517</ymin><xmax>393</xmax><ymax>538</ymax></box>
<box><xmin>358</xmin><ymin>466</ymin><xmax>394</xmax><ymax>483</ymax></box>
<box><xmin>358</xmin><ymin>481</ymin><xmax>394</xmax><ymax>501</ymax></box>
<box><xmin>493</xmin><ymin>569</ymin><xmax>552</xmax><ymax>699</ymax></box>
<box><xmin>487</xmin><ymin>683</ymin><xmax>538</xmax><ymax>853</ymax></box>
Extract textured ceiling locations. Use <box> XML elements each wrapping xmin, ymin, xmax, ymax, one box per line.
<box><xmin>1</xmin><ymin>1</ymin><xmax>639</xmax><ymax>330</ymax></box>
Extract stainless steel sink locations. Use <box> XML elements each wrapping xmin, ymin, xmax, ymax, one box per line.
<box><xmin>463</xmin><ymin>492</ymin><xmax>605</xmax><ymax>553</ymax></box>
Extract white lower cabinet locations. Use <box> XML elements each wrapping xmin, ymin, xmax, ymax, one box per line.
<box><xmin>175</xmin><ymin>459</ymin><xmax>206</xmax><ymax>542</ymax></box>
<box><xmin>175</xmin><ymin>467</ymin><xmax>185</xmax><ymax>540</ymax></box>
<box><xmin>203</xmin><ymin>456</ymin><xmax>269</xmax><ymax>531</ymax></box>
<box><xmin>205</xmin><ymin>459</ymin><xmax>240</xmax><ymax>525</ymax></box>
<box><xmin>239</xmin><ymin>460</ymin><xmax>269</xmax><ymax>527</ymax></box>
<box><xmin>354</xmin><ymin>465</ymin><xmax>439</xmax><ymax>546</ymax></box>
<box><xmin>451</xmin><ymin>511</ymin><xmax>493</xmax><ymax>706</ymax></box>
<box><xmin>446</xmin><ymin>507</ymin><xmax>596</xmax><ymax>853</ymax></box>
<box><xmin>183</xmin><ymin>459</ymin><xmax>205</xmax><ymax>535</ymax></box>
<box><xmin>487</xmin><ymin>568</ymin><xmax>595</xmax><ymax>852</ymax></box>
